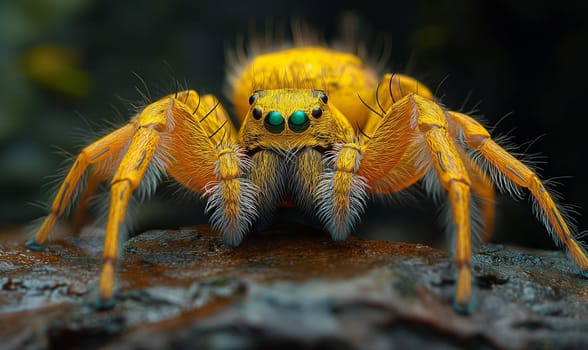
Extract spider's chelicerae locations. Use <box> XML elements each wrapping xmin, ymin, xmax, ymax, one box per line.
<box><xmin>27</xmin><ymin>35</ymin><xmax>588</xmax><ymax>313</ymax></box>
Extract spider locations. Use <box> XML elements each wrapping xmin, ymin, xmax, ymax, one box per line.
<box><xmin>26</xmin><ymin>36</ymin><xmax>588</xmax><ymax>314</ymax></box>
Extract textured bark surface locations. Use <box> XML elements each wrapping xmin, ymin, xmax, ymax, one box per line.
<box><xmin>1</xmin><ymin>225</ymin><xmax>588</xmax><ymax>350</ymax></box>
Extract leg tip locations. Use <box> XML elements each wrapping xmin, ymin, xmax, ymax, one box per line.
<box><xmin>26</xmin><ymin>240</ymin><xmax>45</xmax><ymax>251</ymax></box>
<box><xmin>452</xmin><ymin>299</ymin><xmax>474</xmax><ymax>315</ymax></box>
<box><xmin>93</xmin><ymin>298</ymin><xmax>116</xmax><ymax>310</ymax></box>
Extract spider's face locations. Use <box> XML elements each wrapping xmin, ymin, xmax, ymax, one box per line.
<box><xmin>239</xmin><ymin>89</ymin><xmax>347</xmax><ymax>151</ymax></box>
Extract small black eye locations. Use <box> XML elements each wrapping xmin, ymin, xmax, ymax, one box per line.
<box><xmin>311</xmin><ymin>108</ymin><xmax>322</xmax><ymax>118</ymax></box>
<box><xmin>252</xmin><ymin>108</ymin><xmax>262</xmax><ymax>119</ymax></box>
<box><xmin>248</xmin><ymin>94</ymin><xmax>257</xmax><ymax>105</ymax></box>
<box><xmin>319</xmin><ymin>93</ymin><xmax>328</xmax><ymax>104</ymax></box>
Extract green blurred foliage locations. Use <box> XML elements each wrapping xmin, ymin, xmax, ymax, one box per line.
<box><xmin>22</xmin><ymin>45</ymin><xmax>91</xmax><ymax>98</ymax></box>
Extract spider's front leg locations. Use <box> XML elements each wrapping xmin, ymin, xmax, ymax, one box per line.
<box><xmin>28</xmin><ymin>90</ymin><xmax>257</xmax><ymax>308</ymax></box>
<box><xmin>314</xmin><ymin>78</ymin><xmax>477</xmax><ymax>312</ymax></box>
<box><xmin>347</xmin><ymin>74</ymin><xmax>479</xmax><ymax>313</ymax></box>
<box><xmin>372</xmin><ymin>92</ymin><xmax>476</xmax><ymax>313</ymax></box>
<box><xmin>310</xmin><ymin>72</ymin><xmax>489</xmax><ymax>312</ymax></box>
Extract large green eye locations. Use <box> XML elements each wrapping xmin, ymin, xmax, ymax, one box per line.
<box><xmin>264</xmin><ymin>111</ymin><xmax>285</xmax><ymax>133</ymax></box>
<box><xmin>267</xmin><ymin>111</ymin><xmax>284</xmax><ymax>125</ymax></box>
<box><xmin>288</xmin><ymin>110</ymin><xmax>310</xmax><ymax>132</ymax></box>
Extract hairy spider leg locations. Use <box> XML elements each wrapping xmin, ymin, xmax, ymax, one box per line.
<box><xmin>99</xmin><ymin>125</ymin><xmax>160</xmax><ymax>307</ymax></box>
<box><xmin>361</xmin><ymin>74</ymin><xmax>437</xmax><ymax>193</ymax></box>
<box><xmin>90</xmin><ymin>93</ymin><xmax>192</xmax><ymax>307</ymax></box>
<box><xmin>455</xmin><ymin>145</ymin><xmax>496</xmax><ymax>242</ymax></box>
<box><xmin>366</xmin><ymin>75</ymin><xmax>496</xmax><ymax>240</ymax></box>
<box><xmin>421</xmin><ymin>123</ymin><xmax>473</xmax><ymax>314</ymax></box>
<box><xmin>356</xmin><ymin>73</ymin><xmax>477</xmax><ymax>313</ymax></box>
<box><xmin>366</xmin><ymin>73</ymin><xmax>587</xmax><ymax>311</ymax></box>
<box><xmin>26</xmin><ymin>123</ymin><xmax>136</xmax><ymax>250</ymax></box>
<box><xmin>69</xmin><ymin>124</ymin><xmax>169</xmax><ymax>235</ymax></box>
<box><xmin>70</xmin><ymin>166</ymin><xmax>107</xmax><ymax>234</ymax></box>
<box><xmin>98</xmin><ymin>90</ymin><xmax>258</xmax><ymax>307</ymax></box>
<box><xmin>449</xmin><ymin>111</ymin><xmax>588</xmax><ymax>274</ymax></box>
<box><xmin>30</xmin><ymin>90</ymin><xmax>254</xmax><ymax>308</ymax></box>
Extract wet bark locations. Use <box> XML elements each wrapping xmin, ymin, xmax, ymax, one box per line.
<box><xmin>1</xmin><ymin>225</ymin><xmax>587</xmax><ymax>349</ymax></box>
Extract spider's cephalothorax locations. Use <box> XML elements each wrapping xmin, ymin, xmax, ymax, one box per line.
<box><xmin>28</xmin><ymin>44</ymin><xmax>588</xmax><ymax>313</ymax></box>
<box><xmin>240</xmin><ymin>88</ymin><xmax>352</xmax><ymax>150</ymax></box>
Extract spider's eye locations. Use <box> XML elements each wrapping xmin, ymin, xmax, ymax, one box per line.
<box><xmin>264</xmin><ymin>111</ymin><xmax>285</xmax><ymax>133</ymax></box>
<box><xmin>311</xmin><ymin>108</ymin><xmax>322</xmax><ymax>118</ymax></box>
<box><xmin>288</xmin><ymin>110</ymin><xmax>310</xmax><ymax>132</ymax></box>
<box><xmin>252</xmin><ymin>108</ymin><xmax>262</xmax><ymax>119</ymax></box>
<box><xmin>248</xmin><ymin>94</ymin><xmax>257</xmax><ymax>105</ymax></box>
<box><xmin>319</xmin><ymin>93</ymin><xmax>328</xmax><ymax>104</ymax></box>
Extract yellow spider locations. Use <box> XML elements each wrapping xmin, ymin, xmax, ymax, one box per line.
<box><xmin>27</xmin><ymin>35</ymin><xmax>588</xmax><ymax>314</ymax></box>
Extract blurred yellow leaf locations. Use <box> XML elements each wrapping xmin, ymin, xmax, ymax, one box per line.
<box><xmin>22</xmin><ymin>44</ymin><xmax>91</xmax><ymax>98</ymax></box>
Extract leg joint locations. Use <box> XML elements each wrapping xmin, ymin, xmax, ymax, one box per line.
<box><xmin>466</xmin><ymin>134</ymin><xmax>489</xmax><ymax>149</ymax></box>
<box><xmin>103</xmin><ymin>256</ymin><xmax>117</xmax><ymax>265</ymax></box>
<box><xmin>418</xmin><ymin>122</ymin><xmax>446</xmax><ymax>133</ymax></box>
<box><xmin>334</xmin><ymin>143</ymin><xmax>362</xmax><ymax>173</ymax></box>
<box><xmin>455</xmin><ymin>260</ymin><xmax>471</xmax><ymax>269</ymax></box>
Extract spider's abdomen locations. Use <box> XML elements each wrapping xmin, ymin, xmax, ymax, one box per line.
<box><xmin>230</xmin><ymin>47</ymin><xmax>378</xmax><ymax>126</ymax></box>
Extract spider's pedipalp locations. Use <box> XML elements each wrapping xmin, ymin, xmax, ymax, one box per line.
<box><xmin>204</xmin><ymin>145</ymin><xmax>259</xmax><ymax>247</ymax></box>
<box><xmin>315</xmin><ymin>142</ymin><xmax>368</xmax><ymax>241</ymax></box>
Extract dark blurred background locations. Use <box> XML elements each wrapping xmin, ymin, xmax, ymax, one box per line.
<box><xmin>1</xmin><ymin>0</ymin><xmax>587</xmax><ymax>250</ymax></box>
